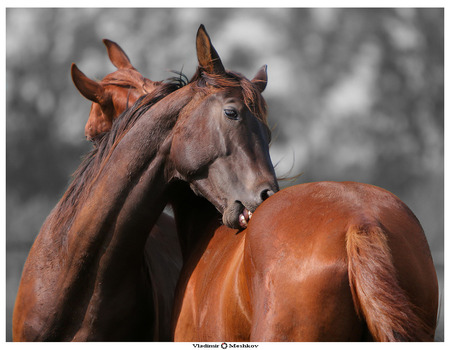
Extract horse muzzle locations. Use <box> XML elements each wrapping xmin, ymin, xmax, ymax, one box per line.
<box><xmin>223</xmin><ymin>184</ymin><xmax>278</xmax><ymax>229</ymax></box>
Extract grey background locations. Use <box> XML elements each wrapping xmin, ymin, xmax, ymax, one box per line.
<box><xmin>6</xmin><ymin>8</ymin><xmax>444</xmax><ymax>341</ymax></box>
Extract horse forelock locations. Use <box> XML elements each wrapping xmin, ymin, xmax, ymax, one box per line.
<box><xmin>102</xmin><ymin>69</ymin><xmax>147</xmax><ymax>91</ymax></box>
<box><xmin>192</xmin><ymin>69</ymin><xmax>268</xmax><ymax>126</ymax></box>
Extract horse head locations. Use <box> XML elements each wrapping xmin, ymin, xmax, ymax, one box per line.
<box><xmin>170</xmin><ymin>25</ymin><xmax>278</xmax><ymax>229</ymax></box>
<box><xmin>71</xmin><ymin>39</ymin><xmax>160</xmax><ymax>140</ymax></box>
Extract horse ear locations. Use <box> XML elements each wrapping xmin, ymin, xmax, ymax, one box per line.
<box><xmin>251</xmin><ymin>65</ymin><xmax>268</xmax><ymax>93</ymax></box>
<box><xmin>71</xmin><ymin>63</ymin><xmax>104</xmax><ymax>103</ymax></box>
<box><xmin>196</xmin><ymin>24</ymin><xmax>225</xmax><ymax>75</ymax></box>
<box><xmin>103</xmin><ymin>39</ymin><xmax>134</xmax><ymax>70</ymax></box>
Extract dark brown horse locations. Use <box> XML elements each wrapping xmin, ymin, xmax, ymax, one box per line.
<box><xmin>12</xmin><ymin>25</ymin><xmax>278</xmax><ymax>341</ymax></box>
<box><xmin>71</xmin><ymin>37</ymin><xmax>438</xmax><ymax>341</ymax></box>
<box><xmin>71</xmin><ymin>38</ymin><xmax>182</xmax><ymax>340</ymax></box>
<box><xmin>172</xmin><ymin>182</ymin><xmax>438</xmax><ymax>341</ymax></box>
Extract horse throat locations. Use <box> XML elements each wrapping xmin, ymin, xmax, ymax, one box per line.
<box><xmin>168</xmin><ymin>182</ymin><xmax>221</xmax><ymax>262</ymax></box>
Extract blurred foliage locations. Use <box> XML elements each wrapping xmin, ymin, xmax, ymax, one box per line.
<box><xmin>6</xmin><ymin>8</ymin><xmax>443</xmax><ymax>340</ymax></box>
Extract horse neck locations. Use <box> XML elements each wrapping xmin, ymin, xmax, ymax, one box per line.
<box><xmin>168</xmin><ymin>182</ymin><xmax>221</xmax><ymax>262</ymax></box>
<box><xmin>51</xmin><ymin>87</ymin><xmax>194</xmax><ymax>271</ymax></box>
<box><xmin>20</xmin><ymin>85</ymin><xmax>197</xmax><ymax>340</ymax></box>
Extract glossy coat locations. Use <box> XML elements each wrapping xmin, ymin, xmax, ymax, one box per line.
<box><xmin>173</xmin><ymin>182</ymin><xmax>438</xmax><ymax>341</ymax></box>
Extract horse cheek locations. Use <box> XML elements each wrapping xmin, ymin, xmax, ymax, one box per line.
<box><xmin>171</xmin><ymin>132</ymin><xmax>211</xmax><ymax>178</ymax></box>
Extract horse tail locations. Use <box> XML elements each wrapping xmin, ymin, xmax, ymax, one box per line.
<box><xmin>346</xmin><ymin>223</ymin><xmax>433</xmax><ymax>341</ymax></box>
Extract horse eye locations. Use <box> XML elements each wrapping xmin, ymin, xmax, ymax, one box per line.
<box><xmin>224</xmin><ymin>108</ymin><xmax>239</xmax><ymax>120</ymax></box>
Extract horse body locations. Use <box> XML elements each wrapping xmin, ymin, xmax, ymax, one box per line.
<box><xmin>13</xmin><ymin>26</ymin><xmax>278</xmax><ymax>341</ymax></box>
<box><xmin>173</xmin><ymin>181</ymin><xmax>438</xmax><ymax>341</ymax></box>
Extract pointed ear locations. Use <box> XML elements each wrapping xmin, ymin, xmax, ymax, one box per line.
<box><xmin>196</xmin><ymin>24</ymin><xmax>225</xmax><ymax>75</ymax></box>
<box><xmin>71</xmin><ymin>63</ymin><xmax>104</xmax><ymax>103</ymax></box>
<box><xmin>103</xmin><ymin>39</ymin><xmax>134</xmax><ymax>70</ymax></box>
<box><xmin>251</xmin><ymin>65</ymin><xmax>268</xmax><ymax>93</ymax></box>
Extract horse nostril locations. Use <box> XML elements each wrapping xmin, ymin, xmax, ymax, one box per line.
<box><xmin>260</xmin><ymin>189</ymin><xmax>275</xmax><ymax>201</ymax></box>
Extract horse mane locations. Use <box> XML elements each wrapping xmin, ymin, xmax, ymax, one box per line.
<box><xmin>191</xmin><ymin>69</ymin><xmax>268</xmax><ymax>125</ymax></box>
<box><xmin>53</xmin><ymin>79</ymin><xmax>185</xmax><ymax>231</ymax></box>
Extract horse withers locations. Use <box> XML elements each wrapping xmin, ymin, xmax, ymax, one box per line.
<box><xmin>12</xmin><ymin>25</ymin><xmax>278</xmax><ymax>341</ymax></box>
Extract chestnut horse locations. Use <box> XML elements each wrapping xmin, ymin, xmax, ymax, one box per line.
<box><xmin>171</xmin><ymin>181</ymin><xmax>438</xmax><ymax>341</ymax></box>
<box><xmin>12</xmin><ymin>25</ymin><xmax>278</xmax><ymax>341</ymax></box>
<box><xmin>69</xmin><ymin>37</ymin><xmax>439</xmax><ymax>341</ymax></box>
<box><xmin>71</xmin><ymin>38</ymin><xmax>182</xmax><ymax>340</ymax></box>
<box><xmin>71</xmin><ymin>39</ymin><xmax>163</xmax><ymax>141</ymax></box>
